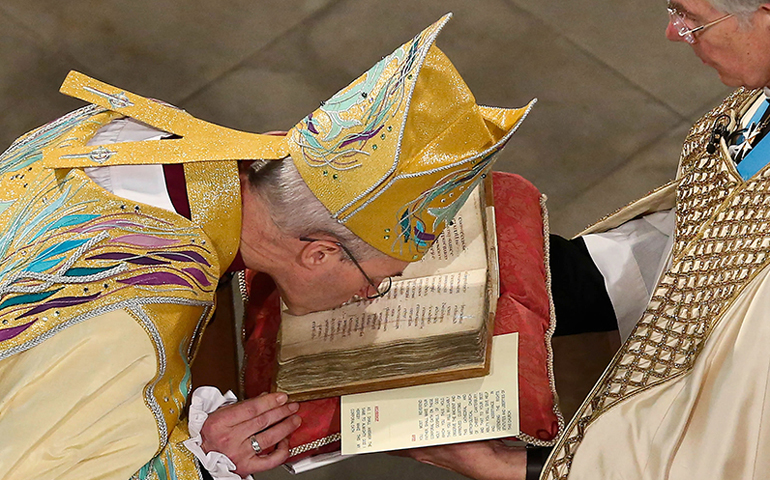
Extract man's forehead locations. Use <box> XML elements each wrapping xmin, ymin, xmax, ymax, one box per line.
<box><xmin>368</xmin><ymin>256</ymin><xmax>408</xmax><ymax>275</ymax></box>
<box><xmin>667</xmin><ymin>0</ymin><xmax>687</xmax><ymax>13</ymax></box>
<box><xmin>668</xmin><ymin>0</ymin><xmax>717</xmax><ymax>16</ymax></box>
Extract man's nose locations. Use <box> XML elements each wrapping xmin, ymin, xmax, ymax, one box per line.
<box><xmin>665</xmin><ymin>21</ymin><xmax>684</xmax><ymax>42</ymax></box>
<box><xmin>362</xmin><ymin>283</ymin><xmax>378</xmax><ymax>298</ymax></box>
<box><xmin>352</xmin><ymin>283</ymin><xmax>370</xmax><ymax>299</ymax></box>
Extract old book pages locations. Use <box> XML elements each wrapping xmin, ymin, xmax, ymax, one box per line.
<box><xmin>340</xmin><ymin>332</ymin><xmax>519</xmax><ymax>454</ymax></box>
<box><xmin>275</xmin><ymin>180</ymin><xmax>499</xmax><ymax>401</ymax></box>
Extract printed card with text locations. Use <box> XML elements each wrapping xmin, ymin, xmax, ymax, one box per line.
<box><xmin>340</xmin><ymin>332</ymin><xmax>519</xmax><ymax>454</ymax></box>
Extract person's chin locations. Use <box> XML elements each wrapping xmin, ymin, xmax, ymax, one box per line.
<box><xmin>714</xmin><ymin>69</ymin><xmax>743</xmax><ymax>88</ymax></box>
<box><xmin>283</xmin><ymin>304</ymin><xmax>309</xmax><ymax>316</ymax></box>
<box><xmin>282</xmin><ymin>297</ymin><xmax>316</xmax><ymax>316</ymax></box>
<box><xmin>284</xmin><ymin>298</ymin><xmax>349</xmax><ymax>316</ymax></box>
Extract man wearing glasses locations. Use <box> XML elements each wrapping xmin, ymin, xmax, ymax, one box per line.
<box><xmin>409</xmin><ymin>1</ymin><xmax>770</xmax><ymax>480</ymax></box>
<box><xmin>548</xmin><ymin>3</ymin><xmax>770</xmax><ymax>479</ymax></box>
<box><xmin>0</xmin><ymin>15</ymin><xmax>539</xmax><ymax>480</ymax></box>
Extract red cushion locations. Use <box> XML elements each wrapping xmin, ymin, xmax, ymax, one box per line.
<box><xmin>242</xmin><ymin>171</ymin><xmax>562</xmax><ymax>460</ymax></box>
<box><xmin>492</xmin><ymin>172</ymin><xmax>562</xmax><ymax>444</ymax></box>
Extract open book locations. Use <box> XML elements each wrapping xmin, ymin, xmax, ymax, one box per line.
<box><xmin>274</xmin><ymin>179</ymin><xmax>499</xmax><ymax>402</ymax></box>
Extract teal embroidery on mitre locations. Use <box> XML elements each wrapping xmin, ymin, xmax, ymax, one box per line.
<box><xmin>292</xmin><ymin>25</ymin><xmax>431</xmax><ymax>172</ymax></box>
<box><xmin>317</xmin><ymin>57</ymin><xmax>390</xmax><ymax>143</ymax></box>
<box><xmin>395</xmin><ymin>150</ymin><xmax>499</xmax><ymax>256</ymax></box>
<box><xmin>0</xmin><ymin>200</ymin><xmax>14</xmax><ymax>216</ymax></box>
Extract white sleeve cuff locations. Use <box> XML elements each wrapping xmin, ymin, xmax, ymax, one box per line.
<box><xmin>582</xmin><ymin>209</ymin><xmax>675</xmax><ymax>342</ymax></box>
<box><xmin>183</xmin><ymin>386</ymin><xmax>254</xmax><ymax>480</ymax></box>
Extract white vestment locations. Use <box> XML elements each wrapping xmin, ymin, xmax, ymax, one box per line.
<box><xmin>544</xmin><ymin>88</ymin><xmax>770</xmax><ymax>480</ymax></box>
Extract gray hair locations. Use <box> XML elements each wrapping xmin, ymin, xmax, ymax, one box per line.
<box><xmin>709</xmin><ymin>0</ymin><xmax>766</xmax><ymax>17</ymax></box>
<box><xmin>248</xmin><ymin>158</ymin><xmax>389</xmax><ymax>261</ymax></box>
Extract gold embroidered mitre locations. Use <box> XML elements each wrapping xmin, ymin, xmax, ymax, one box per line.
<box><xmin>49</xmin><ymin>14</ymin><xmax>534</xmax><ymax>263</ymax></box>
<box><xmin>286</xmin><ymin>13</ymin><xmax>535</xmax><ymax>261</ymax></box>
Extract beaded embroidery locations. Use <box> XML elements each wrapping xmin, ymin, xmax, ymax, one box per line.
<box><xmin>292</xmin><ymin>29</ymin><xmax>425</xmax><ymax>174</ymax></box>
<box><xmin>543</xmin><ymin>89</ymin><xmax>770</xmax><ymax>479</ymax></box>
<box><xmin>394</xmin><ymin>149</ymin><xmax>502</xmax><ymax>256</ymax></box>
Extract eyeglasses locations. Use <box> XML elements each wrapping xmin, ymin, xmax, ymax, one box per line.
<box><xmin>300</xmin><ymin>237</ymin><xmax>393</xmax><ymax>300</ymax></box>
<box><xmin>667</xmin><ymin>5</ymin><xmax>732</xmax><ymax>44</ymax></box>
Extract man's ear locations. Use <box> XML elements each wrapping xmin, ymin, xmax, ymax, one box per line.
<box><xmin>757</xmin><ymin>4</ymin><xmax>770</xmax><ymax>29</ymax></box>
<box><xmin>299</xmin><ymin>240</ymin><xmax>342</xmax><ymax>268</ymax></box>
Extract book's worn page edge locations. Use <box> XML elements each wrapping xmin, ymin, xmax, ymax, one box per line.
<box><xmin>481</xmin><ymin>175</ymin><xmax>499</xmax><ymax>378</ymax></box>
<box><xmin>285</xmin><ymin>360</ymin><xmax>490</xmax><ymax>402</ymax></box>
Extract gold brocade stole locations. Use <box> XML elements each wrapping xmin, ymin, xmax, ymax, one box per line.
<box><xmin>543</xmin><ymin>88</ymin><xmax>770</xmax><ymax>480</ymax></box>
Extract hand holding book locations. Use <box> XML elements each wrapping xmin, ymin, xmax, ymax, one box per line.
<box><xmin>393</xmin><ymin>439</ymin><xmax>527</xmax><ymax>480</ymax></box>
